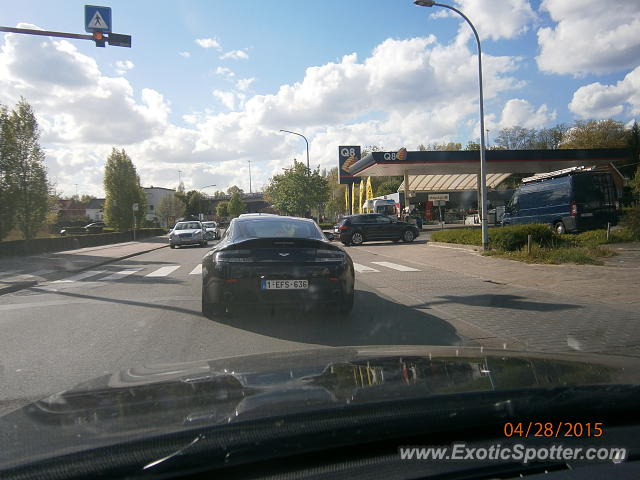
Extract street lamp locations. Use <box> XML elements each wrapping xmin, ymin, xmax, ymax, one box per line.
<box><xmin>197</xmin><ymin>184</ymin><xmax>216</xmax><ymax>219</ymax></box>
<box><xmin>414</xmin><ymin>0</ymin><xmax>489</xmax><ymax>250</ymax></box>
<box><xmin>279</xmin><ymin>129</ymin><xmax>310</xmax><ymax>172</ymax></box>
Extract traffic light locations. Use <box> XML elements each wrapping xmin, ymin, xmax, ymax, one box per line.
<box><xmin>93</xmin><ymin>31</ymin><xmax>105</xmax><ymax>47</ymax></box>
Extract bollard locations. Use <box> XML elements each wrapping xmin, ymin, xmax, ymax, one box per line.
<box><xmin>607</xmin><ymin>222</ymin><xmax>611</xmax><ymax>241</ymax></box>
<box><xmin>527</xmin><ymin>234</ymin><xmax>532</xmax><ymax>254</ymax></box>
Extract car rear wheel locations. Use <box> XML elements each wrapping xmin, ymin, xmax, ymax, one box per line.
<box><xmin>350</xmin><ymin>232</ymin><xmax>364</xmax><ymax>246</ymax></box>
<box><xmin>200</xmin><ymin>241</ymin><xmax>207</xmax><ymax>247</ymax></box>
<box><xmin>337</xmin><ymin>289</ymin><xmax>354</xmax><ymax>315</ymax></box>
<box><xmin>170</xmin><ymin>244</ymin><xmax>175</xmax><ymax>249</ymax></box>
<box><xmin>554</xmin><ymin>221</ymin><xmax>566</xmax><ymax>235</ymax></box>
<box><xmin>402</xmin><ymin>229</ymin><xmax>415</xmax><ymax>243</ymax></box>
<box><xmin>202</xmin><ymin>285</ymin><xmax>225</xmax><ymax>319</ymax></box>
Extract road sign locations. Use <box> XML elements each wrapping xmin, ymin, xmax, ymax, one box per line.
<box><xmin>338</xmin><ymin>146</ymin><xmax>361</xmax><ymax>185</ymax></box>
<box><xmin>428</xmin><ymin>193</ymin><xmax>449</xmax><ymax>202</ymax></box>
<box><xmin>85</xmin><ymin>5</ymin><xmax>112</xmax><ymax>33</ymax></box>
<box><xmin>132</xmin><ymin>203</ymin><xmax>139</xmax><ymax>212</ymax></box>
<box><xmin>107</xmin><ymin>33</ymin><xmax>131</xmax><ymax>48</ymax></box>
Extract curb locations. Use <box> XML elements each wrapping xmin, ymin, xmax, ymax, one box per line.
<box><xmin>0</xmin><ymin>280</ymin><xmax>38</xmax><ymax>295</ymax></box>
<box><xmin>426</xmin><ymin>241</ymin><xmax>481</xmax><ymax>252</ymax></box>
<box><xmin>0</xmin><ymin>243</ymin><xmax>168</xmax><ymax>296</ymax></box>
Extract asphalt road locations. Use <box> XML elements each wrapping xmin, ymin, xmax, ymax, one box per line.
<box><xmin>0</xmin><ymin>236</ymin><xmax>638</xmax><ymax>414</ymax></box>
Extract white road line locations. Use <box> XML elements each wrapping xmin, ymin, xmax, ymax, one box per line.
<box><xmin>101</xmin><ymin>269</ymin><xmax>141</xmax><ymax>281</ymax></box>
<box><xmin>353</xmin><ymin>263</ymin><xmax>380</xmax><ymax>273</ymax></box>
<box><xmin>52</xmin><ymin>270</ymin><xmax>106</xmax><ymax>283</ymax></box>
<box><xmin>189</xmin><ymin>264</ymin><xmax>202</xmax><ymax>275</ymax></box>
<box><xmin>371</xmin><ymin>261</ymin><xmax>420</xmax><ymax>272</ymax></box>
<box><xmin>145</xmin><ymin>265</ymin><xmax>180</xmax><ymax>277</ymax></box>
<box><xmin>30</xmin><ymin>269</ymin><xmax>54</xmax><ymax>277</ymax></box>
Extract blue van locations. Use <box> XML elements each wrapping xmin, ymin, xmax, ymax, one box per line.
<box><xmin>502</xmin><ymin>169</ymin><xmax>618</xmax><ymax>234</ymax></box>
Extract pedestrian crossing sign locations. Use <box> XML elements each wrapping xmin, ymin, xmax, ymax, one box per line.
<box><xmin>85</xmin><ymin>5</ymin><xmax>112</xmax><ymax>33</ymax></box>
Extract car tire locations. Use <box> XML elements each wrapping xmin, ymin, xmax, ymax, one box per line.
<box><xmin>200</xmin><ymin>241</ymin><xmax>207</xmax><ymax>247</ymax></box>
<box><xmin>393</xmin><ymin>238</ymin><xmax>401</xmax><ymax>243</ymax></box>
<box><xmin>202</xmin><ymin>286</ymin><xmax>225</xmax><ymax>319</ymax></box>
<box><xmin>350</xmin><ymin>232</ymin><xmax>364</xmax><ymax>246</ymax></box>
<box><xmin>402</xmin><ymin>229</ymin><xmax>415</xmax><ymax>243</ymax></box>
<box><xmin>337</xmin><ymin>289</ymin><xmax>354</xmax><ymax>315</ymax></box>
<box><xmin>170</xmin><ymin>244</ymin><xmax>175</xmax><ymax>249</ymax></box>
<box><xmin>554</xmin><ymin>221</ymin><xmax>566</xmax><ymax>235</ymax></box>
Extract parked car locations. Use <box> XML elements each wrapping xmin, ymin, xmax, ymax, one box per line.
<box><xmin>502</xmin><ymin>168</ymin><xmax>618</xmax><ymax>234</ymax></box>
<box><xmin>83</xmin><ymin>222</ymin><xmax>106</xmax><ymax>233</ymax></box>
<box><xmin>201</xmin><ymin>215</ymin><xmax>354</xmax><ymax>317</ymax></box>
<box><xmin>202</xmin><ymin>221</ymin><xmax>220</xmax><ymax>240</ymax></box>
<box><xmin>169</xmin><ymin>221</ymin><xmax>207</xmax><ymax>248</ymax></box>
<box><xmin>333</xmin><ymin>213</ymin><xmax>419</xmax><ymax>246</ymax></box>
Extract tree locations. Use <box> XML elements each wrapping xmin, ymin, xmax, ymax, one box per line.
<box><xmin>79</xmin><ymin>194</ymin><xmax>96</xmax><ymax>204</ymax></box>
<box><xmin>11</xmin><ymin>98</ymin><xmax>50</xmax><ymax>240</ymax></box>
<box><xmin>157</xmin><ymin>194</ymin><xmax>185</xmax><ymax>227</ymax></box>
<box><xmin>495</xmin><ymin>126</ymin><xmax>536</xmax><ymax>150</ymax></box>
<box><xmin>0</xmin><ymin>103</ymin><xmax>16</xmax><ymax>241</ymax></box>
<box><xmin>560</xmin><ymin>119</ymin><xmax>628</xmax><ymax>149</ymax></box>
<box><xmin>264</xmin><ymin>161</ymin><xmax>329</xmax><ymax>217</ymax></box>
<box><xmin>103</xmin><ymin>148</ymin><xmax>146</xmax><ymax>231</ymax></box>
<box><xmin>216</xmin><ymin>201</ymin><xmax>229</xmax><ymax>218</ymax></box>
<box><xmin>376</xmin><ymin>178</ymin><xmax>402</xmax><ymax>196</ymax></box>
<box><xmin>227</xmin><ymin>185</ymin><xmax>243</xmax><ymax>196</ymax></box>
<box><xmin>213</xmin><ymin>190</ymin><xmax>226</xmax><ymax>199</ymax></box>
<box><xmin>227</xmin><ymin>192</ymin><xmax>246</xmax><ymax>218</ymax></box>
<box><xmin>184</xmin><ymin>190</ymin><xmax>203</xmax><ymax>217</ymax></box>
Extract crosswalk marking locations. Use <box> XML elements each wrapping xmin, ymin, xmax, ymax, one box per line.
<box><xmin>52</xmin><ymin>270</ymin><xmax>106</xmax><ymax>283</ymax></box>
<box><xmin>146</xmin><ymin>265</ymin><xmax>180</xmax><ymax>277</ymax></box>
<box><xmin>371</xmin><ymin>261</ymin><xmax>420</xmax><ymax>272</ymax></box>
<box><xmin>189</xmin><ymin>264</ymin><xmax>202</xmax><ymax>275</ymax></box>
<box><xmin>101</xmin><ymin>269</ymin><xmax>141</xmax><ymax>281</ymax></box>
<box><xmin>353</xmin><ymin>263</ymin><xmax>380</xmax><ymax>273</ymax></box>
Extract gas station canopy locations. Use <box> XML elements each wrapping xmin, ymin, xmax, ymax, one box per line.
<box><xmin>348</xmin><ymin>148</ymin><xmax>632</xmax><ymax>192</ymax></box>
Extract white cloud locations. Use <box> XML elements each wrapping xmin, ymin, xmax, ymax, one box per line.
<box><xmin>214</xmin><ymin>66</ymin><xmax>235</xmax><ymax>78</ymax></box>
<box><xmin>220</xmin><ymin>49</ymin><xmax>249</xmax><ymax>60</ymax></box>
<box><xmin>114</xmin><ymin>60</ymin><xmax>134</xmax><ymax>75</ymax></box>
<box><xmin>236</xmin><ymin>77</ymin><xmax>255</xmax><ymax>91</ymax></box>
<box><xmin>195</xmin><ymin>37</ymin><xmax>222</xmax><ymax>50</ymax></box>
<box><xmin>212</xmin><ymin>90</ymin><xmax>237</xmax><ymax>110</ymax></box>
<box><xmin>0</xmin><ymin>26</ymin><xmax>526</xmax><ymax>197</ymax></box>
<box><xmin>569</xmin><ymin>66</ymin><xmax>640</xmax><ymax>119</ymax></box>
<box><xmin>428</xmin><ymin>0</ymin><xmax>537</xmax><ymax>41</ymax></box>
<box><xmin>179</xmin><ymin>51</ymin><xmax>191</xmax><ymax>58</ymax></box>
<box><xmin>491</xmin><ymin>98</ymin><xmax>557</xmax><ymax>129</ymax></box>
<box><xmin>537</xmin><ymin>0</ymin><xmax>640</xmax><ymax>76</ymax></box>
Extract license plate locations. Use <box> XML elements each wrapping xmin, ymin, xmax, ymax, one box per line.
<box><xmin>261</xmin><ymin>279</ymin><xmax>308</xmax><ymax>290</ymax></box>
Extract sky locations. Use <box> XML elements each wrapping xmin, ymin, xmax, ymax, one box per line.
<box><xmin>1</xmin><ymin>0</ymin><xmax>639</xmax><ymax>198</ymax></box>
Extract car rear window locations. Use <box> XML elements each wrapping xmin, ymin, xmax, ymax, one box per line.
<box><xmin>236</xmin><ymin>219</ymin><xmax>324</xmax><ymax>239</ymax></box>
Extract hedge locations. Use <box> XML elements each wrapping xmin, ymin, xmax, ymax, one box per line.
<box><xmin>0</xmin><ymin>228</ymin><xmax>166</xmax><ymax>258</ymax></box>
<box><xmin>430</xmin><ymin>224</ymin><xmax>557</xmax><ymax>251</ymax></box>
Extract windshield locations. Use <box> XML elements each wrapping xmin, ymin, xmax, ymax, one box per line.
<box><xmin>1</xmin><ymin>1</ymin><xmax>639</xmax><ymax>476</ymax></box>
<box><xmin>174</xmin><ymin>222</ymin><xmax>201</xmax><ymax>230</ymax></box>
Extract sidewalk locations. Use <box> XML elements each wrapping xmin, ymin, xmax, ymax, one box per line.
<box><xmin>0</xmin><ymin>236</ymin><xmax>168</xmax><ymax>294</ymax></box>
<box><xmin>357</xmin><ymin>239</ymin><xmax>640</xmax><ymax>306</ymax></box>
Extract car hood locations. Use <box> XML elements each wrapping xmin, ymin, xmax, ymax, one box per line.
<box><xmin>1</xmin><ymin>346</ymin><xmax>639</xmax><ymax>469</ymax></box>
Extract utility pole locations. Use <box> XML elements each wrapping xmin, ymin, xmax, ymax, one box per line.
<box><xmin>178</xmin><ymin>170</ymin><xmax>182</xmax><ymax>187</ymax></box>
<box><xmin>248</xmin><ymin>160</ymin><xmax>252</xmax><ymax>194</ymax></box>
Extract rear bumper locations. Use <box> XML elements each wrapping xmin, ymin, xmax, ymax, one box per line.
<box><xmin>171</xmin><ymin>237</ymin><xmax>204</xmax><ymax>245</ymax></box>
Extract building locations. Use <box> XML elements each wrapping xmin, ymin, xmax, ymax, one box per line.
<box><xmin>144</xmin><ymin>186</ymin><xmax>176</xmax><ymax>226</ymax></box>
<box><xmin>85</xmin><ymin>198</ymin><xmax>105</xmax><ymax>221</ymax></box>
<box><xmin>57</xmin><ymin>199</ymin><xmax>89</xmax><ymax>218</ymax></box>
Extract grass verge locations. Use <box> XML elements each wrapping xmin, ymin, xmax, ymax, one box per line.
<box><xmin>484</xmin><ymin>244</ymin><xmax>616</xmax><ymax>265</ymax></box>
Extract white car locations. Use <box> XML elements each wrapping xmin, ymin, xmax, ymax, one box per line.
<box><xmin>169</xmin><ymin>221</ymin><xmax>207</xmax><ymax>248</ymax></box>
<box><xmin>201</xmin><ymin>221</ymin><xmax>220</xmax><ymax>240</ymax></box>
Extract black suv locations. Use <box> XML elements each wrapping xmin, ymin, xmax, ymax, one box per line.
<box><xmin>333</xmin><ymin>214</ymin><xmax>419</xmax><ymax>246</ymax></box>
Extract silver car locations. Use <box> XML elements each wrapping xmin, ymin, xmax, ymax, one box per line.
<box><xmin>169</xmin><ymin>221</ymin><xmax>207</xmax><ymax>248</ymax></box>
<box><xmin>201</xmin><ymin>221</ymin><xmax>220</xmax><ymax>240</ymax></box>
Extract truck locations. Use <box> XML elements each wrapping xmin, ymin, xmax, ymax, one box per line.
<box><xmin>362</xmin><ymin>194</ymin><xmax>402</xmax><ymax>218</ymax></box>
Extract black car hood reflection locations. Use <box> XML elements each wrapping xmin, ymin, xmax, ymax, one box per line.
<box><xmin>1</xmin><ymin>346</ymin><xmax>639</xmax><ymax>469</ymax></box>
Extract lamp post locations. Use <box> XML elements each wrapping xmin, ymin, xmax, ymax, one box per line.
<box><xmin>279</xmin><ymin>129</ymin><xmax>310</xmax><ymax>172</ymax></box>
<box><xmin>414</xmin><ymin>0</ymin><xmax>489</xmax><ymax>250</ymax></box>
<box><xmin>197</xmin><ymin>184</ymin><xmax>216</xmax><ymax>220</ymax></box>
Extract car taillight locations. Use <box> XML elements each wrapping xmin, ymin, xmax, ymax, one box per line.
<box><xmin>338</xmin><ymin>225</ymin><xmax>349</xmax><ymax>230</ymax></box>
<box><xmin>215</xmin><ymin>250</ymin><xmax>252</xmax><ymax>262</ymax></box>
<box><xmin>570</xmin><ymin>201</ymin><xmax>577</xmax><ymax>217</ymax></box>
<box><xmin>315</xmin><ymin>249</ymin><xmax>345</xmax><ymax>262</ymax></box>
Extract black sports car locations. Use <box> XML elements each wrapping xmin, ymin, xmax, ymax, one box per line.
<box><xmin>202</xmin><ymin>215</ymin><xmax>355</xmax><ymax>317</ymax></box>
